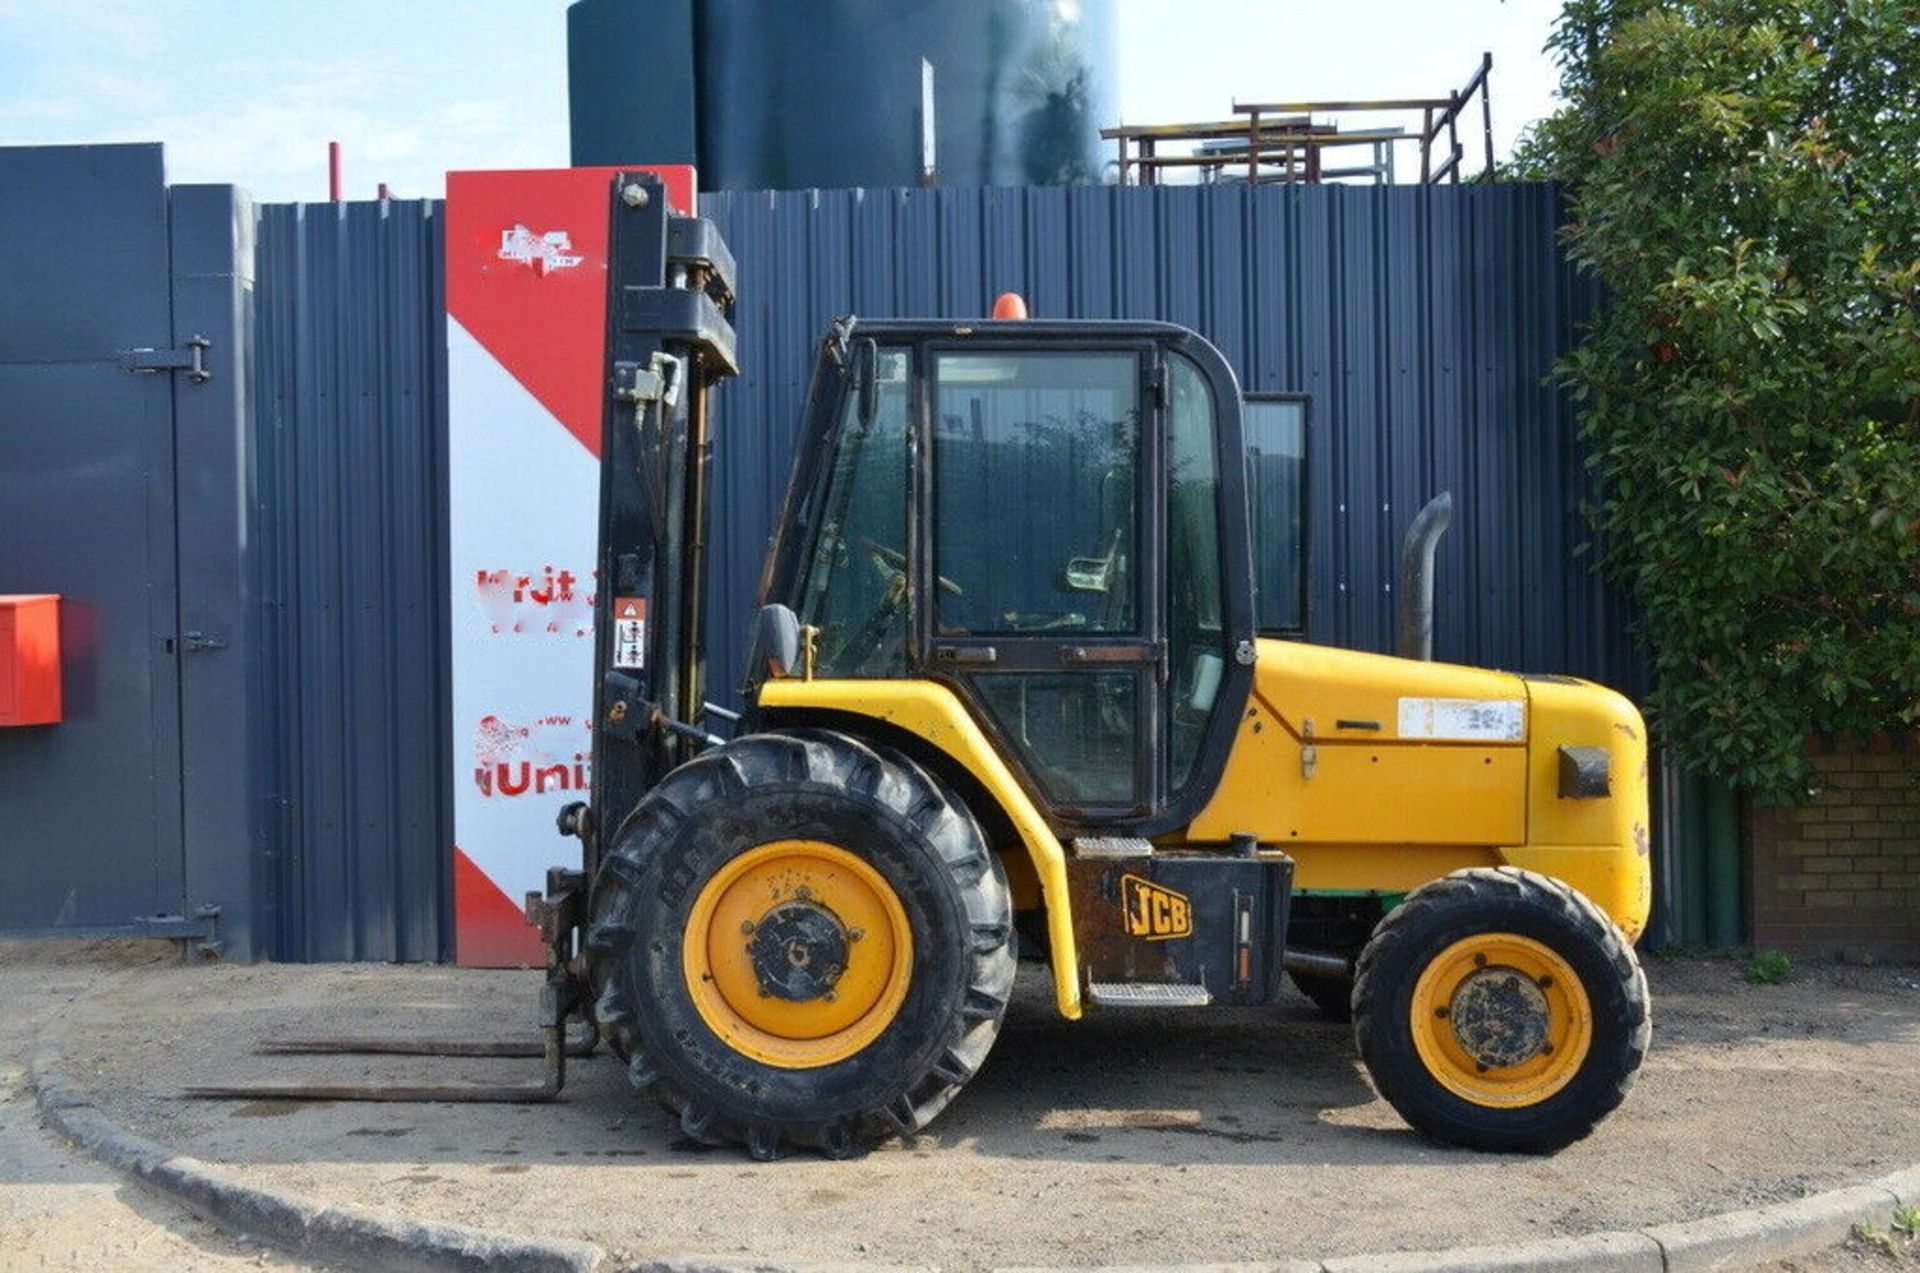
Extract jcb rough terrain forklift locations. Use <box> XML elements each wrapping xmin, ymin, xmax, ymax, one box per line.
<box><xmin>534</xmin><ymin>172</ymin><xmax>1652</xmax><ymax>1160</ymax></box>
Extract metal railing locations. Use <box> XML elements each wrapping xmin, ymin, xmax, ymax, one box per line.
<box><xmin>1102</xmin><ymin>53</ymin><xmax>1495</xmax><ymax>187</ymax></box>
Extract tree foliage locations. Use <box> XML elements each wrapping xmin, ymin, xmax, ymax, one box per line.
<box><xmin>1514</xmin><ymin>0</ymin><xmax>1920</xmax><ymax>799</ymax></box>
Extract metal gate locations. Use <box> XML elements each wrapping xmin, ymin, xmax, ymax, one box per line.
<box><xmin>0</xmin><ymin>144</ymin><xmax>259</xmax><ymax>955</ymax></box>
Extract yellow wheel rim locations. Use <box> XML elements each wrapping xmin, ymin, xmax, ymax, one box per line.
<box><xmin>1409</xmin><ymin>933</ymin><xmax>1592</xmax><ymax>1108</ymax></box>
<box><xmin>682</xmin><ymin>839</ymin><xmax>913</xmax><ymax>1069</ymax></box>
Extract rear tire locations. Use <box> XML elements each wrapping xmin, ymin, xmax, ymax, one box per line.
<box><xmin>585</xmin><ymin>728</ymin><xmax>1015</xmax><ymax>1160</ymax></box>
<box><xmin>1352</xmin><ymin>866</ymin><xmax>1650</xmax><ymax>1154</ymax></box>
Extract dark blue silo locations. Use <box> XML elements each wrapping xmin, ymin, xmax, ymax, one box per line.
<box><xmin>568</xmin><ymin>0</ymin><xmax>1120</xmax><ymax>190</ymax></box>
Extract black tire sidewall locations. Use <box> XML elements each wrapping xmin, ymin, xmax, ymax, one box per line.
<box><xmin>1360</xmin><ymin>888</ymin><xmax>1639</xmax><ymax>1150</ymax></box>
<box><xmin>618</xmin><ymin>783</ymin><xmax>975</xmax><ymax>1125</ymax></box>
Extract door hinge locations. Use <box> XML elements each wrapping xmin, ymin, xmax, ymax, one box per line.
<box><xmin>123</xmin><ymin>335</ymin><xmax>212</xmax><ymax>383</ymax></box>
<box><xmin>1301</xmin><ymin>717</ymin><xmax>1318</xmax><ymax>780</ymax></box>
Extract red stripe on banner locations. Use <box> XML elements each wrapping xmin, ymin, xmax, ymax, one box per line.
<box><xmin>453</xmin><ymin>844</ymin><xmax>545</xmax><ymax>967</ymax></box>
<box><xmin>445</xmin><ymin>166</ymin><xmax>696</xmax><ymax>459</ymax></box>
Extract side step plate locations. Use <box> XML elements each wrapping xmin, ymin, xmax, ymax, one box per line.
<box><xmin>1072</xmin><ymin>837</ymin><xmax>1154</xmax><ymax>859</ymax></box>
<box><xmin>1088</xmin><ymin>981</ymin><xmax>1213</xmax><ymax>1008</ymax></box>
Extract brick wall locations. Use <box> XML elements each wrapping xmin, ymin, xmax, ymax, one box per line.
<box><xmin>1747</xmin><ymin>734</ymin><xmax>1920</xmax><ymax>962</ymax></box>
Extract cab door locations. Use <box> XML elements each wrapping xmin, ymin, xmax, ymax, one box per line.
<box><xmin>921</xmin><ymin>342</ymin><xmax>1163</xmax><ymax>822</ymax></box>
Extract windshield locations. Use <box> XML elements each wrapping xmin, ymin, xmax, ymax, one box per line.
<box><xmin>794</xmin><ymin>347</ymin><xmax>913</xmax><ymax>676</ymax></box>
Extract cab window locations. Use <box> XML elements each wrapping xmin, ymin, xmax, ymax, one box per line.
<box><xmin>1244</xmin><ymin>395</ymin><xmax>1307</xmax><ymax>635</ymax></box>
<box><xmin>794</xmin><ymin>349</ymin><xmax>912</xmax><ymax>676</ymax></box>
<box><xmin>931</xmin><ymin>351</ymin><xmax>1140</xmax><ymax>635</ymax></box>
<box><xmin>1167</xmin><ymin>354</ymin><xmax>1227</xmax><ymax>791</ymax></box>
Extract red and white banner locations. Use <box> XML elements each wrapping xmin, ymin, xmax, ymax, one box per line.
<box><xmin>446</xmin><ymin>165</ymin><xmax>695</xmax><ymax>966</ymax></box>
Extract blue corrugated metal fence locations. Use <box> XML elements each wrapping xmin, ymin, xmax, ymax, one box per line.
<box><xmin>246</xmin><ymin>180</ymin><xmax>1636</xmax><ymax>961</ymax></box>
<box><xmin>253</xmin><ymin>199</ymin><xmax>451</xmax><ymax>961</ymax></box>
<box><xmin>698</xmin><ymin>182</ymin><xmax>1634</xmax><ymax>703</ymax></box>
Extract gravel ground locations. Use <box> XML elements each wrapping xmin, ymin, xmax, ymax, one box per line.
<box><xmin>5</xmin><ymin>941</ymin><xmax>1918</xmax><ymax>1271</ymax></box>
<box><xmin>0</xmin><ymin>942</ymin><xmax>336</xmax><ymax>1271</ymax></box>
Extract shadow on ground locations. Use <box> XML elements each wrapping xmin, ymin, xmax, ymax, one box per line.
<box><xmin>19</xmin><ymin>949</ymin><xmax>1920</xmax><ymax>1270</ymax></box>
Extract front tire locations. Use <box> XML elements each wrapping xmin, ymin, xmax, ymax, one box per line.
<box><xmin>1352</xmin><ymin>867</ymin><xmax>1650</xmax><ymax>1154</ymax></box>
<box><xmin>584</xmin><ymin>729</ymin><xmax>1015</xmax><ymax>1160</ymax></box>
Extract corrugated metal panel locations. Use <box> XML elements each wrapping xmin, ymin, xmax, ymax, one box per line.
<box><xmin>698</xmin><ymin>182</ymin><xmax>1638</xmax><ymax>707</ymax></box>
<box><xmin>253</xmin><ymin>199</ymin><xmax>450</xmax><ymax>961</ymax></box>
<box><xmin>243</xmin><ymin>180</ymin><xmax>1638</xmax><ymax>961</ymax></box>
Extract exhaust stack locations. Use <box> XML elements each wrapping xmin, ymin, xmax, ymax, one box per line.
<box><xmin>1396</xmin><ymin>492</ymin><xmax>1453</xmax><ymax>661</ymax></box>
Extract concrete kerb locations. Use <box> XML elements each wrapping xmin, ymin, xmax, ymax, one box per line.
<box><xmin>1873</xmin><ymin>1165</ymin><xmax>1920</xmax><ymax>1209</ymax></box>
<box><xmin>1643</xmin><ymin>1183</ymin><xmax>1900</xmax><ymax>1271</ymax></box>
<box><xmin>27</xmin><ymin>1042</ymin><xmax>1917</xmax><ymax>1273</ymax></box>
<box><xmin>29</xmin><ymin>1046</ymin><xmax>605</xmax><ymax>1273</ymax></box>
<box><xmin>1319</xmin><ymin>1230</ymin><xmax>1666</xmax><ymax>1273</ymax></box>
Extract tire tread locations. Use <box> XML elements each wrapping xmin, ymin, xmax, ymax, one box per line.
<box><xmin>587</xmin><ymin>728</ymin><xmax>1016</xmax><ymax>1160</ymax></box>
<box><xmin>1352</xmin><ymin>866</ymin><xmax>1650</xmax><ymax>1153</ymax></box>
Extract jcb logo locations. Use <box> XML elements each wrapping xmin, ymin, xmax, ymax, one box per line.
<box><xmin>1121</xmin><ymin>874</ymin><xmax>1192</xmax><ymax>941</ymax></box>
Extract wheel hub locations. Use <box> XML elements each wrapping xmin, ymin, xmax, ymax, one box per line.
<box><xmin>749</xmin><ymin>901</ymin><xmax>850</xmax><ymax>1002</ymax></box>
<box><xmin>681</xmin><ymin>839</ymin><xmax>913</xmax><ymax>1069</ymax></box>
<box><xmin>1448</xmin><ymin>966</ymin><xmax>1551</xmax><ymax>1069</ymax></box>
<box><xmin>1408</xmin><ymin>931</ymin><xmax>1594</xmax><ymax>1108</ymax></box>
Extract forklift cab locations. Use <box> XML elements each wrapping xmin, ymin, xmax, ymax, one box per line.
<box><xmin>756</xmin><ymin>317</ymin><xmax>1301</xmax><ymax>836</ymax></box>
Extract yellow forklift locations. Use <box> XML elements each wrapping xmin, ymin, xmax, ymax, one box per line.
<box><xmin>198</xmin><ymin>171</ymin><xmax>1651</xmax><ymax>1167</ymax></box>
<box><xmin>202</xmin><ymin>172</ymin><xmax>1650</xmax><ymax>1159</ymax></box>
<box><xmin>529</xmin><ymin>171</ymin><xmax>1655</xmax><ymax>1160</ymax></box>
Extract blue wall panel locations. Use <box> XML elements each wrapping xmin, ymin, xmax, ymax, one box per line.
<box><xmin>4</xmin><ymin>151</ymin><xmax>1635</xmax><ymax>964</ymax></box>
<box><xmin>697</xmin><ymin>182</ymin><xmax>1635</xmax><ymax>709</ymax></box>
<box><xmin>253</xmin><ymin>199</ymin><xmax>450</xmax><ymax>962</ymax></box>
<box><xmin>241</xmin><ymin>179</ymin><xmax>1632</xmax><ymax>961</ymax></box>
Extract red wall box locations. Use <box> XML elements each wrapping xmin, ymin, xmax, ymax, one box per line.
<box><xmin>0</xmin><ymin>595</ymin><xmax>62</xmax><ymax>725</ymax></box>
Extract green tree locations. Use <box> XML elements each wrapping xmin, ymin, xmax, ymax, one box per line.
<box><xmin>1514</xmin><ymin>0</ymin><xmax>1920</xmax><ymax>799</ymax></box>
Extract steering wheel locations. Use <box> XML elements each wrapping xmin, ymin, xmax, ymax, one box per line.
<box><xmin>860</xmin><ymin>539</ymin><xmax>964</xmax><ymax>597</ymax></box>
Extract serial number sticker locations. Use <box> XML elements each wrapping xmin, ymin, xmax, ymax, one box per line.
<box><xmin>613</xmin><ymin>596</ymin><xmax>647</xmax><ymax>670</ymax></box>
<box><xmin>1397</xmin><ymin>697</ymin><xmax>1525</xmax><ymax>741</ymax></box>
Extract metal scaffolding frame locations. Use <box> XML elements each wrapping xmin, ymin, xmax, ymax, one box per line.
<box><xmin>1103</xmin><ymin>53</ymin><xmax>1495</xmax><ymax>187</ymax></box>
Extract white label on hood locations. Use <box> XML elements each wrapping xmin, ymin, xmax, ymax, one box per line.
<box><xmin>1397</xmin><ymin>697</ymin><xmax>1525</xmax><ymax>741</ymax></box>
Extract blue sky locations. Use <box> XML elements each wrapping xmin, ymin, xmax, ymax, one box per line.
<box><xmin>0</xmin><ymin>1</ymin><xmax>1564</xmax><ymax>202</ymax></box>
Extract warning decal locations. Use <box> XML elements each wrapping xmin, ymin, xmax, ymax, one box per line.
<box><xmin>614</xmin><ymin>597</ymin><xmax>647</xmax><ymax>669</ymax></box>
<box><xmin>1397</xmin><ymin>697</ymin><xmax>1526</xmax><ymax>741</ymax></box>
<box><xmin>447</xmin><ymin>164</ymin><xmax>694</xmax><ymax>967</ymax></box>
